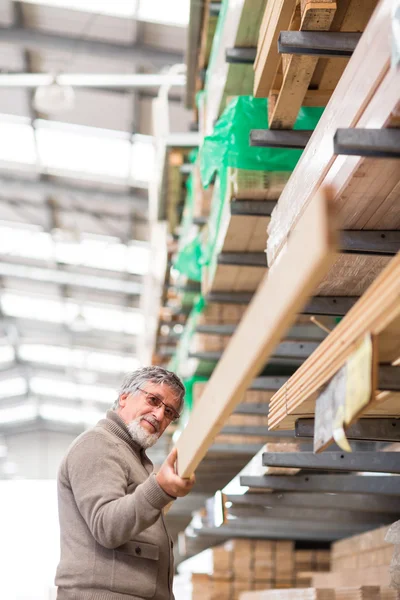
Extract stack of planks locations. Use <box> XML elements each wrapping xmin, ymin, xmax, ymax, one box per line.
<box><xmin>266</xmin><ymin>0</ymin><xmax>399</xmax><ymax>268</ymax></box>
<box><xmin>193</xmin><ymin>381</ymin><xmax>272</xmax><ymax>445</ymax></box>
<box><xmin>203</xmin><ymin>0</ymin><xmax>267</xmax><ymax>136</ymax></box>
<box><xmin>191</xmin><ymin>541</ymin><xmax>331</xmax><ymax>599</ymax></box>
<box><xmin>254</xmin><ymin>0</ymin><xmax>379</xmax><ymax>129</ymax></box>
<box><xmin>268</xmin><ymin>252</ymin><xmax>400</xmax><ymax>432</ymax></box>
<box><xmin>266</xmin><ymin>0</ymin><xmax>400</xmax><ymax>433</ymax></box>
<box><xmin>203</xmin><ymin>168</ymin><xmax>288</xmax><ymax>295</ymax></box>
<box><xmin>311</xmin><ymin>525</ymin><xmax>393</xmax><ymax>588</ymax></box>
<box><xmin>196</xmin><ymin>1</ymin><xmax>221</xmax><ymax>97</ymax></box>
<box><xmin>193</xmin><ymin>164</ymin><xmax>214</xmax><ymax>220</ymax></box>
<box><xmin>240</xmin><ymin>588</ymin><xmax>400</xmax><ymax>600</ymax></box>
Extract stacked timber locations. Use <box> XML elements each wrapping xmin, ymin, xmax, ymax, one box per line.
<box><xmin>254</xmin><ymin>0</ymin><xmax>379</xmax><ymax>129</ymax></box>
<box><xmin>268</xmin><ymin>254</ymin><xmax>400</xmax><ymax>432</ymax></box>
<box><xmin>202</xmin><ymin>168</ymin><xmax>288</xmax><ymax>296</ymax></box>
<box><xmin>193</xmin><ymin>164</ymin><xmax>213</xmax><ymax>220</ymax></box>
<box><xmin>191</xmin><ymin>541</ymin><xmax>331</xmax><ymax>599</ymax></box>
<box><xmin>193</xmin><ymin>381</ymin><xmax>271</xmax><ymax>445</ymax></box>
<box><xmin>265</xmin><ymin>0</ymin><xmax>400</xmax><ymax>433</ymax></box>
<box><xmin>310</xmin><ymin>526</ymin><xmax>393</xmax><ymax>588</ymax></box>
<box><xmin>203</xmin><ymin>0</ymin><xmax>267</xmax><ymax>135</ymax></box>
<box><xmin>240</xmin><ymin>588</ymin><xmax>399</xmax><ymax>600</ymax></box>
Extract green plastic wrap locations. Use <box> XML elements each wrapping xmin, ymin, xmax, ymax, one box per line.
<box><xmin>200</xmin><ymin>96</ymin><xmax>324</xmax><ymax>186</ymax></box>
<box><xmin>173</xmin><ymin>174</ymin><xmax>203</xmax><ymax>281</ymax></box>
<box><xmin>200</xmin><ymin>96</ymin><xmax>324</xmax><ymax>266</ymax></box>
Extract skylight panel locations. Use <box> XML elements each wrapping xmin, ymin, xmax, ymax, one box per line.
<box><xmin>30</xmin><ymin>376</ymin><xmax>115</xmax><ymax>403</ymax></box>
<box><xmin>0</xmin><ymin>121</ymin><xmax>37</xmax><ymax>166</ymax></box>
<box><xmin>1</xmin><ymin>292</ymin><xmax>144</xmax><ymax>334</ymax></box>
<box><xmin>137</xmin><ymin>0</ymin><xmax>190</xmax><ymax>26</ymax></box>
<box><xmin>19</xmin><ymin>344</ymin><xmax>140</xmax><ymax>373</ymax></box>
<box><xmin>0</xmin><ymin>403</ymin><xmax>36</xmax><ymax>424</ymax></box>
<box><xmin>39</xmin><ymin>404</ymin><xmax>104</xmax><ymax>425</ymax></box>
<box><xmin>15</xmin><ymin>0</ymin><xmax>138</xmax><ymax>18</ymax></box>
<box><xmin>0</xmin><ymin>346</ymin><xmax>15</xmax><ymax>364</ymax></box>
<box><xmin>16</xmin><ymin>0</ymin><xmax>189</xmax><ymax>25</ymax></box>
<box><xmin>36</xmin><ymin>126</ymin><xmax>131</xmax><ymax>181</ymax></box>
<box><xmin>0</xmin><ymin>222</ymin><xmax>148</xmax><ymax>276</ymax></box>
<box><xmin>0</xmin><ymin>377</ymin><xmax>28</xmax><ymax>399</ymax></box>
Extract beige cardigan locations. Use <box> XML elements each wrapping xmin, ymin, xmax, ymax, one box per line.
<box><xmin>55</xmin><ymin>410</ymin><xmax>175</xmax><ymax>600</ymax></box>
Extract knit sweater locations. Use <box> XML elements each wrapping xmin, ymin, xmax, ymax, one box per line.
<box><xmin>55</xmin><ymin>410</ymin><xmax>175</xmax><ymax>600</ymax></box>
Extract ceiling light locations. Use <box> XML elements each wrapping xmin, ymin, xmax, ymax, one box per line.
<box><xmin>33</xmin><ymin>82</ymin><xmax>75</xmax><ymax>115</ymax></box>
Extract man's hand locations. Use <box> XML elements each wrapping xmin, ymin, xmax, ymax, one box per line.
<box><xmin>156</xmin><ymin>448</ymin><xmax>195</xmax><ymax>498</ymax></box>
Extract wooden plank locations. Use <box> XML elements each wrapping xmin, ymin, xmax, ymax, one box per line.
<box><xmin>266</xmin><ymin>0</ymin><xmax>395</xmax><ymax>266</ymax></box>
<box><xmin>254</xmin><ymin>0</ymin><xmax>297</xmax><ymax>97</ymax></box>
<box><xmin>268</xmin><ymin>253</ymin><xmax>400</xmax><ymax>430</ymax></box>
<box><xmin>268</xmin><ymin>1</ymin><xmax>336</xmax><ymax>129</ymax></box>
<box><xmin>174</xmin><ymin>186</ymin><xmax>338</xmax><ymax>476</ymax></box>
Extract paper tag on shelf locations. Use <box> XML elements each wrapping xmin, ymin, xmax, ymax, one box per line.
<box><xmin>314</xmin><ymin>333</ymin><xmax>375</xmax><ymax>452</ymax></box>
<box><xmin>344</xmin><ymin>333</ymin><xmax>374</xmax><ymax>425</ymax></box>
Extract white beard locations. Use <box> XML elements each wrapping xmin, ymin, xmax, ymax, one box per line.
<box><xmin>127</xmin><ymin>418</ymin><xmax>160</xmax><ymax>449</ymax></box>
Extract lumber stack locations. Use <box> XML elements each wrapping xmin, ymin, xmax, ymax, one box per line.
<box><xmin>268</xmin><ymin>253</ymin><xmax>400</xmax><ymax>432</ymax></box>
<box><xmin>254</xmin><ymin>0</ymin><xmax>378</xmax><ymax>128</ymax></box>
<box><xmin>202</xmin><ymin>168</ymin><xmax>288</xmax><ymax>295</ymax></box>
<box><xmin>204</xmin><ymin>0</ymin><xmax>267</xmax><ymax>136</ymax></box>
<box><xmin>311</xmin><ymin>526</ymin><xmax>393</xmax><ymax>588</ymax></box>
<box><xmin>193</xmin><ymin>381</ymin><xmax>272</xmax><ymax>445</ymax></box>
<box><xmin>191</xmin><ymin>541</ymin><xmax>331</xmax><ymax>599</ymax></box>
<box><xmin>193</xmin><ymin>164</ymin><xmax>214</xmax><ymax>220</ymax></box>
<box><xmin>239</xmin><ymin>588</ymin><xmax>400</xmax><ymax>600</ymax></box>
<box><xmin>331</xmin><ymin>526</ymin><xmax>392</xmax><ymax>572</ymax></box>
<box><xmin>266</xmin><ymin>0</ymin><xmax>399</xmax><ymax>268</ymax></box>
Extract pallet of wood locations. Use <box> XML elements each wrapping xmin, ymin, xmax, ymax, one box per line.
<box><xmin>196</xmin><ymin>1</ymin><xmax>221</xmax><ymax>96</ymax></box>
<box><xmin>254</xmin><ymin>0</ymin><xmax>379</xmax><ymax>129</ymax></box>
<box><xmin>203</xmin><ymin>0</ymin><xmax>267</xmax><ymax>135</ymax></box>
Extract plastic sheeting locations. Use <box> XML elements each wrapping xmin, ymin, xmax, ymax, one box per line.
<box><xmin>200</xmin><ymin>96</ymin><xmax>324</xmax><ymax>267</ymax></box>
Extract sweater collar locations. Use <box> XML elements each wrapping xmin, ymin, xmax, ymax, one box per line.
<box><xmin>101</xmin><ymin>410</ymin><xmax>142</xmax><ymax>456</ymax></box>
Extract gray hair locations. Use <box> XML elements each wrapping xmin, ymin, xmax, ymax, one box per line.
<box><xmin>112</xmin><ymin>366</ymin><xmax>185</xmax><ymax>413</ymax></box>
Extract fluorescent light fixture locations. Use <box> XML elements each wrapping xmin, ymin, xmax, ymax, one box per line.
<box><xmin>0</xmin><ymin>403</ymin><xmax>35</xmax><ymax>423</ymax></box>
<box><xmin>30</xmin><ymin>376</ymin><xmax>115</xmax><ymax>403</ymax></box>
<box><xmin>0</xmin><ymin>74</ymin><xmax>186</xmax><ymax>88</ymax></box>
<box><xmin>0</xmin><ymin>121</ymin><xmax>36</xmax><ymax>165</ymax></box>
<box><xmin>16</xmin><ymin>0</ymin><xmax>139</xmax><ymax>18</ymax></box>
<box><xmin>1</xmin><ymin>293</ymin><xmax>145</xmax><ymax>335</ymax></box>
<box><xmin>19</xmin><ymin>344</ymin><xmax>140</xmax><ymax>374</ymax></box>
<box><xmin>137</xmin><ymin>0</ymin><xmax>190</xmax><ymax>26</ymax></box>
<box><xmin>0</xmin><ymin>346</ymin><xmax>15</xmax><ymax>364</ymax></box>
<box><xmin>0</xmin><ymin>115</ymin><xmax>158</xmax><ymax>185</ymax></box>
<box><xmin>39</xmin><ymin>403</ymin><xmax>103</xmax><ymax>425</ymax></box>
<box><xmin>0</xmin><ymin>377</ymin><xmax>28</xmax><ymax>399</ymax></box>
<box><xmin>36</xmin><ymin>126</ymin><xmax>131</xmax><ymax>180</ymax></box>
<box><xmin>13</xmin><ymin>0</ymin><xmax>189</xmax><ymax>26</ymax></box>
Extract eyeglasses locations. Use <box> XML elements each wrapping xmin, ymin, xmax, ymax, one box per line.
<box><xmin>137</xmin><ymin>387</ymin><xmax>180</xmax><ymax>422</ymax></box>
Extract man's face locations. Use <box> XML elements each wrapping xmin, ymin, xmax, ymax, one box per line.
<box><xmin>118</xmin><ymin>381</ymin><xmax>180</xmax><ymax>439</ymax></box>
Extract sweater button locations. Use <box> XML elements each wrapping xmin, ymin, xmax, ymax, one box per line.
<box><xmin>135</xmin><ymin>546</ymin><xmax>141</xmax><ymax>556</ymax></box>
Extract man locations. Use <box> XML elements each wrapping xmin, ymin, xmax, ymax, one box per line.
<box><xmin>55</xmin><ymin>366</ymin><xmax>195</xmax><ymax>600</ymax></box>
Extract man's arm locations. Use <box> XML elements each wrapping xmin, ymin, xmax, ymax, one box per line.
<box><xmin>64</xmin><ymin>434</ymin><xmax>173</xmax><ymax>549</ymax></box>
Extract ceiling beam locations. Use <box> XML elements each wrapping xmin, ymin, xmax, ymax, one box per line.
<box><xmin>0</xmin><ymin>26</ymin><xmax>183</xmax><ymax>68</ymax></box>
<box><xmin>0</xmin><ymin>174</ymin><xmax>147</xmax><ymax>211</ymax></box>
